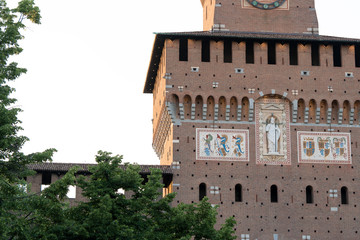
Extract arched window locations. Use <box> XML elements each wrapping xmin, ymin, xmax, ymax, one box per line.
<box><xmin>343</xmin><ymin>100</ymin><xmax>351</xmax><ymax>124</ymax></box>
<box><xmin>341</xmin><ymin>186</ymin><xmax>349</xmax><ymax>205</ymax></box>
<box><xmin>308</xmin><ymin>99</ymin><xmax>317</xmax><ymax>123</ymax></box>
<box><xmin>195</xmin><ymin>95</ymin><xmax>203</xmax><ymax>120</ymax></box>
<box><xmin>354</xmin><ymin>100</ymin><xmax>360</xmax><ymax>125</ymax></box>
<box><xmin>320</xmin><ymin>99</ymin><xmax>328</xmax><ymax>124</ymax></box>
<box><xmin>171</xmin><ymin>94</ymin><xmax>180</xmax><ymax>118</ymax></box>
<box><xmin>183</xmin><ymin>95</ymin><xmax>192</xmax><ymax>119</ymax></box>
<box><xmin>218</xmin><ymin>96</ymin><xmax>226</xmax><ymax>120</ymax></box>
<box><xmin>331</xmin><ymin>100</ymin><xmax>339</xmax><ymax>124</ymax></box>
<box><xmin>230</xmin><ymin>97</ymin><xmax>238</xmax><ymax>121</ymax></box>
<box><xmin>306</xmin><ymin>185</ymin><xmax>314</xmax><ymax>204</ymax></box>
<box><xmin>242</xmin><ymin>97</ymin><xmax>249</xmax><ymax>121</ymax></box>
<box><xmin>270</xmin><ymin>185</ymin><xmax>278</xmax><ymax>203</ymax></box>
<box><xmin>207</xmin><ymin>96</ymin><xmax>215</xmax><ymax>119</ymax></box>
<box><xmin>298</xmin><ymin>99</ymin><xmax>305</xmax><ymax>123</ymax></box>
<box><xmin>199</xmin><ymin>183</ymin><xmax>207</xmax><ymax>201</ymax></box>
<box><xmin>235</xmin><ymin>184</ymin><xmax>242</xmax><ymax>202</ymax></box>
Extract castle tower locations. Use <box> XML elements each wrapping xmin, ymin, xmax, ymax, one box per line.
<box><xmin>201</xmin><ymin>0</ymin><xmax>318</xmax><ymax>33</ymax></box>
<box><xmin>144</xmin><ymin>0</ymin><xmax>360</xmax><ymax>239</ymax></box>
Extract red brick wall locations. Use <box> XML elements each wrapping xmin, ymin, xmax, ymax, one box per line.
<box><xmin>161</xmin><ymin>38</ymin><xmax>360</xmax><ymax>239</ymax></box>
<box><xmin>202</xmin><ymin>0</ymin><xmax>318</xmax><ymax>34</ymax></box>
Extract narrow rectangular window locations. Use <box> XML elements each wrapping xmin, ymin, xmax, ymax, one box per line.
<box><xmin>355</xmin><ymin>45</ymin><xmax>360</xmax><ymax>67</ymax></box>
<box><xmin>333</xmin><ymin>44</ymin><xmax>342</xmax><ymax>67</ymax></box>
<box><xmin>67</xmin><ymin>186</ymin><xmax>76</xmax><ymax>199</ymax></box>
<box><xmin>311</xmin><ymin>43</ymin><xmax>320</xmax><ymax>66</ymax></box>
<box><xmin>179</xmin><ymin>39</ymin><xmax>188</xmax><ymax>61</ymax></box>
<box><xmin>199</xmin><ymin>183</ymin><xmax>207</xmax><ymax>201</ymax></box>
<box><xmin>267</xmin><ymin>41</ymin><xmax>276</xmax><ymax>65</ymax></box>
<box><xmin>42</xmin><ymin>172</ymin><xmax>52</xmax><ymax>185</ymax></box>
<box><xmin>246</xmin><ymin>41</ymin><xmax>254</xmax><ymax>64</ymax></box>
<box><xmin>341</xmin><ymin>187</ymin><xmax>349</xmax><ymax>204</ymax></box>
<box><xmin>306</xmin><ymin>186</ymin><xmax>314</xmax><ymax>204</ymax></box>
<box><xmin>224</xmin><ymin>40</ymin><xmax>232</xmax><ymax>63</ymax></box>
<box><xmin>270</xmin><ymin>185</ymin><xmax>278</xmax><ymax>203</ymax></box>
<box><xmin>235</xmin><ymin>184</ymin><xmax>242</xmax><ymax>202</ymax></box>
<box><xmin>289</xmin><ymin>42</ymin><xmax>298</xmax><ymax>65</ymax></box>
<box><xmin>202</xmin><ymin>40</ymin><xmax>210</xmax><ymax>62</ymax></box>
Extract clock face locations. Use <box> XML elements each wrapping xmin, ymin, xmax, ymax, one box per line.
<box><xmin>246</xmin><ymin>0</ymin><xmax>286</xmax><ymax>10</ymax></box>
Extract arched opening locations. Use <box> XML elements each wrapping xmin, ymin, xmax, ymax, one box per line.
<box><xmin>207</xmin><ymin>96</ymin><xmax>215</xmax><ymax>120</ymax></box>
<box><xmin>341</xmin><ymin>186</ymin><xmax>349</xmax><ymax>205</ymax></box>
<box><xmin>298</xmin><ymin>99</ymin><xmax>305</xmax><ymax>123</ymax></box>
<box><xmin>331</xmin><ymin>100</ymin><xmax>339</xmax><ymax>124</ymax></box>
<box><xmin>230</xmin><ymin>97</ymin><xmax>238</xmax><ymax>121</ymax></box>
<box><xmin>320</xmin><ymin>99</ymin><xmax>328</xmax><ymax>124</ymax></box>
<box><xmin>218</xmin><ymin>96</ymin><xmax>226</xmax><ymax>121</ymax></box>
<box><xmin>242</xmin><ymin>97</ymin><xmax>249</xmax><ymax>121</ymax></box>
<box><xmin>199</xmin><ymin>183</ymin><xmax>207</xmax><ymax>201</ymax></box>
<box><xmin>235</xmin><ymin>184</ymin><xmax>242</xmax><ymax>202</ymax></box>
<box><xmin>171</xmin><ymin>94</ymin><xmax>180</xmax><ymax>118</ymax></box>
<box><xmin>183</xmin><ymin>95</ymin><xmax>192</xmax><ymax>119</ymax></box>
<box><xmin>195</xmin><ymin>95</ymin><xmax>203</xmax><ymax>120</ymax></box>
<box><xmin>306</xmin><ymin>185</ymin><xmax>314</xmax><ymax>204</ymax></box>
<box><xmin>308</xmin><ymin>99</ymin><xmax>317</xmax><ymax>123</ymax></box>
<box><xmin>343</xmin><ymin>100</ymin><xmax>351</xmax><ymax>124</ymax></box>
<box><xmin>270</xmin><ymin>185</ymin><xmax>278</xmax><ymax>203</ymax></box>
<box><xmin>354</xmin><ymin>100</ymin><xmax>360</xmax><ymax>125</ymax></box>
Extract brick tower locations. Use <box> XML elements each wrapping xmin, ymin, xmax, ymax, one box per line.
<box><xmin>144</xmin><ymin>0</ymin><xmax>360</xmax><ymax>239</ymax></box>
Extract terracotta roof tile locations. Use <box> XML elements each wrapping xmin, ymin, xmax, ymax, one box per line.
<box><xmin>155</xmin><ymin>31</ymin><xmax>360</xmax><ymax>42</ymax></box>
<box><xmin>28</xmin><ymin>163</ymin><xmax>173</xmax><ymax>175</ymax></box>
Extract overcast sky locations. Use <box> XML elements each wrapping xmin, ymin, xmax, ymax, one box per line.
<box><xmin>8</xmin><ymin>0</ymin><xmax>360</xmax><ymax>165</ymax></box>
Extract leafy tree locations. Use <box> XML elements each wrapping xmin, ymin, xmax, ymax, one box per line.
<box><xmin>38</xmin><ymin>151</ymin><xmax>236</xmax><ymax>240</ymax></box>
<box><xmin>0</xmin><ymin>1</ymin><xmax>235</xmax><ymax>239</ymax></box>
<box><xmin>0</xmin><ymin>0</ymin><xmax>56</xmax><ymax>238</ymax></box>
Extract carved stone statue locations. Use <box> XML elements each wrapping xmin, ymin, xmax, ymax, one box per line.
<box><xmin>266</xmin><ymin>116</ymin><xmax>281</xmax><ymax>154</ymax></box>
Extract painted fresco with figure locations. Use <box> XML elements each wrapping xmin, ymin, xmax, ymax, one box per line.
<box><xmin>297</xmin><ymin>132</ymin><xmax>351</xmax><ymax>164</ymax></box>
<box><xmin>196</xmin><ymin>129</ymin><xmax>249</xmax><ymax>161</ymax></box>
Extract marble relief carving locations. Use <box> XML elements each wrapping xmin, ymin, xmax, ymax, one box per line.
<box><xmin>255</xmin><ymin>98</ymin><xmax>291</xmax><ymax>165</ymax></box>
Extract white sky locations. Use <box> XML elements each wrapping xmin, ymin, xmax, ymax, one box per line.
<box><xmin>7</xmin><ymin>0</ymin><xmax>360</xmax><ymax>165</ymax></box>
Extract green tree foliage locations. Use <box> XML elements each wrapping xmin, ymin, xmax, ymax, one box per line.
<box><xmin>0</xmin><ymin>0</ymin><xmax>56</xmax><ymax>238</ymax></box>
<box><xmin>0</xmin><ymin>1</ymin><xmax>236</xmax><ymax>238</ymax></box>
<box><xmin>38</xmin><ymin>151</ymin><xmax>236</xmax><ymax>240</ymax></box>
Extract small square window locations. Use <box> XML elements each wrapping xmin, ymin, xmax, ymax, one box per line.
<box><xmin>67</xmin><ymin>185</ymin><xmax>76</xmax><ymax>199</ymax></box>
<box><xmin>301</xmin><ymin>71</ymin><xmax>310</xmax><ymax>76</ymax></box>
<box><xmin>41</xmin><ymin>184</ymin><xmax>50</xmax><ymax>191</ymax></box>
<box><xmin>241</xmin><ymin>234</ymin><xmax>250</xmax><ymax>240</ymax></box>
<box><xmin>191</xmin><ymin>67</ymin><xmax>199</xmax><ymax>72</ymax></box>
<box><xmin>345</xmin><ymin>72</ymin><xmax>354</xmax><ymax>77</ymax></box>
<box><xmin>235</xmin><ymin>68</ymin><xmax>244</xmax><ymax>74</ymax></box>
